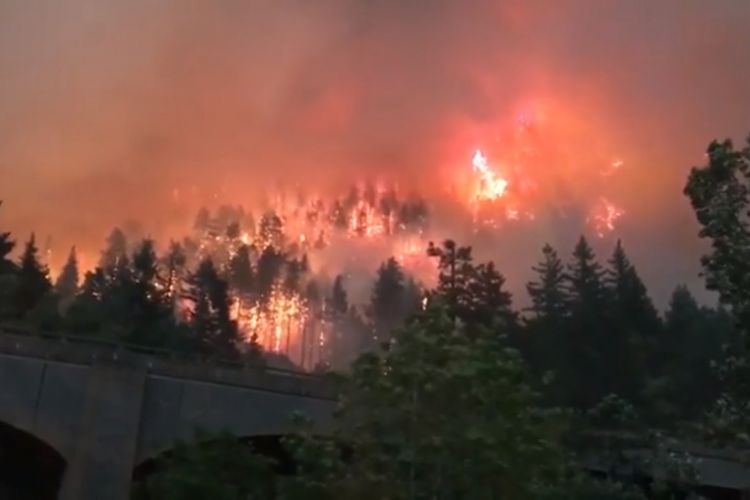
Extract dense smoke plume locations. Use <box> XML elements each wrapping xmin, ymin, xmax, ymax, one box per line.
<box><xmin>2</xmin><ymin>0</ymin><xmax>750</xmax><ymax>306</ymax></box>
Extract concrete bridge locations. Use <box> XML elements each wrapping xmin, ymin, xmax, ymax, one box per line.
<box><xmin>0</xmin><ymin>329</ymin><xmax>337</xmax><ymax>500</ymax></box>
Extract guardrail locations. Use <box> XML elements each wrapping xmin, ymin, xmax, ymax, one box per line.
<box><xmin>0</xmin><ymin>323</ymin><xmax>326</xmax><ymax>382</ymax></box>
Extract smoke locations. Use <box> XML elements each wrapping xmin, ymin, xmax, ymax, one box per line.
<box><xmin>1</xmin><ymin>0</ymin><xmax>749</xmax><ymax>306</ymax></box>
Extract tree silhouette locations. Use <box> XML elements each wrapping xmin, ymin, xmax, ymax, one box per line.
<box><xmin>369</xmin><ymin>258</ymin><xmax>407</xmax><ymax>344</ymax></box>
<box><xmin>13</xmin><ymin>234</ymin><xmax>51</xmax><ymax>318</ymax></box>
<box><xmin>427</xmin><ymin>239</ymin><xmax>475</xmax><ymax>325</ymax></box>
<box><xmin>184</xmin><ymin>258</ymin><xmax>241</xmax><ymax>359</ymax></box>
<box><xmin>99</xmin><ymin>227</ymin><xmax>128</xmax><ymax>271</ymax></box>
<box><xmin>55</xmin><ymin>247</ymin><xmax>79</xmax><ymax>312</ymax></box>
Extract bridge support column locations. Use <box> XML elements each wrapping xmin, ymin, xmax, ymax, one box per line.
<box><xmin>59</xmin><ymin>361</ymin><xmax>146</xmax><ymax>500</ymax></box>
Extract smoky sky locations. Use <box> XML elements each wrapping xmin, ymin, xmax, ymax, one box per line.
<box><xmin>1</xmin><ymin>0</ymin><xmax>750</xmax><ymax>306</ymax></box>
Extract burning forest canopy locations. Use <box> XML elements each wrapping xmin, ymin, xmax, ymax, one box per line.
<box><xmin>2</xmin><ymin>0</ymin><xmax>750</xmax><ymax>309</ymax></box>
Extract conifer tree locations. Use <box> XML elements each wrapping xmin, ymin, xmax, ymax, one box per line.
<box><xmin>526</xmin><ymin>244</ymin><xmax>568</xmax><ymax>322</ymax></box>
<box><xmin>467</xmin><ymin>261</ymin><xmax>516</xmax><ymax>332</ymax></box>
<box><xmin>562</xmin><ymin>236</ymin><xmax>612</xmax><ymax>408</ymax></box>
<box><xmin>184</xmin><ymin>258</ymin><xmax>241</xmax><ymax>359</ymax></box>
<box><xmin>369</xmin><ymin>258</ymin><xmax>407</xmax><ymax>343</ymax></box>
<box><xmin>606</xmin><ymin>240</ymin><xmax>661</xmax><ymax>336</ymax></box>
<box><xmin>55</xmin><ymin>247</ymin><xmax>79</xmax><ymax>311</ymax></box>
<box><xmin>0</xmin><ymin>202</ymin><xmax>17</xmax><ymax>318</ymax></box>
<box><xmin>256</xmin><ymin>246</ymin><xmax>284</xmax><ymax>298</ymax></box>
<box><xmin>228</xmin><ymin>244</ymin><xmax>254</xmax><ymax>296</ymax></box>
<box><xmin>99</xmin><ymin>227</ymin><xmax>128</xmax><ymax>271</ymax></box>
<box><xmin>0</xmin><ymin>228</ymin><xmax>15</xmax><ymax>275</ymax></box>
<box><xmin>14</xmin><ymin>234</ymin><xmax>52</xmax><ymax>317</ymax></box>
<box><xmin>427</xmin><ymin>239</ymin><xmax>475</xmax><ymax>325</ymax></box>
<box><xmin>162</xmin><ymin>241</ymin><xmax>187</xmax><ymax>303</ymax></box>
<box><xmin>524</xmin><ymin>244</ymin><xmax>569</xmax><ymax>378</ymax></box>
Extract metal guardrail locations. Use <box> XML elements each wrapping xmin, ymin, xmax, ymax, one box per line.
<box><xmin>0</xmin><ymin>323</ymin><xmax>325</xmax><ymax>382</ymax></box>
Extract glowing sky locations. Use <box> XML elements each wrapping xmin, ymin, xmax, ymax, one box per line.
<box><xmin>1</xmin><ymin>0</ymin><xmax>749</xmax><ymax>306</ymax></box>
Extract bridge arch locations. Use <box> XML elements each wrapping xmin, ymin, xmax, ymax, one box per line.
<box><xmin>0</xmin><ymin>420</ymin><xmax>67</xmax><ymax>500</ymax></box>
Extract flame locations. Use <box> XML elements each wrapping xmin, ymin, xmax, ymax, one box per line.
<box><xmin>233</xmin><ymin>286</ymin><xmax>326</xmax><ymax>369</ymax></box>
<box><xmin>589</xmin><ymin>197</ymin><xmax>624</xmax><ymax>238</ymax></box>
<box><xmin>472</xmin><ymin>149</ymin><xmax>508</xmax><ymax>202</ymax></box>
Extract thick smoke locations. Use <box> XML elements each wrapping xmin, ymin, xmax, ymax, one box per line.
<box><xmin>1</xmin><ymin>0</ymin><xmax>749</xmax><ymax>306</ymax></box>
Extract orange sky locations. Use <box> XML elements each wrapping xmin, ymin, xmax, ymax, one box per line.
<box><xmin>1</xmin><ymin>0</ymin><xmax>749</xmax><ymax>306</ymax></box>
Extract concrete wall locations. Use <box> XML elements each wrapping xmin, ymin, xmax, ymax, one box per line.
<box><xmin>0</xmin><ymin>335</ymin><xmax>336</xmax><ymax>500</ymax></box>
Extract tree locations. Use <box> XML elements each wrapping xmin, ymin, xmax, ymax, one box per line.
<box><xmin>368</xmin><ymin>258</ymin><xmax>407</xmax><ymax>345</ymax></box>
<box><xmin>0</xmin><ymin>202</ymin><xmax>18</xmax><ymax>318</ymax></box>
<box><xmin>287</xmin><ymin>307</ymin><xmax>571</xmax><ymax>499</ymax></box>
<box><xmin>683</xmin><ymin>136</ymin><xmax>750</xmax><ymax>443</ymax></box>
<box><xmin>258</xmin><ymin>212</ymin><xmax>284</xmax><ymax>249</ymax></box>
<box><xmin>466</xmin><ymin>261</ymin><xmax>517</xmax><ymax>333</ymax></box>
<box><xmin>427</xmin><ymin>239</ymin><xmax>475</xmax><ymax>325</ymax></box>
<box><xmin>562</xmin><ymin>236</ymin><xmax>613</xmax><ymax>408</ymax></box>
<box><xmin>184</xmin><ymin>258</ymin><xmax>241</xmax><ymax>359</ymax></box>
<box><xmin>55</xmin><ymin>247</ymin><xmax>79</xmax><ymax>311</ymax></box>
<box><xmin>326</xmin><ymin>275</ymin><xmax>350</xmax><ymax>365</ymax></box>
<box><xmin>256</xmin><ymin>246</ymin><xmax>285</xmax><ymax>298</ymax></box>
<box><xmin>228</xmin><ymin>244</ymin><xmax>254</xmax><ymax>296</ymax></box>
<box><xmin>13</xmin><ymin>234</ymin><xmax>52</xmax><ymax>318</ymax></box>
<box><xmin>99</xmin><ymin>228</ymin><xmax>128</xmax><ymax>271</ymax></box>
<box><xmin>603</xmin><ymin>240</ymin><xmax>660</xmax><ymax>400</ymax></box>
<box><xmin>527</xmin><ymin>244</ymin><xmax>568</xmax><ymax>322</ymax></box>
<box><xmin>648</xmin><ymin>285</ymin><xmax>738</xmax><ymax>423</ymax></box>
<box><xmin>605</xmin><ymin>240</ymin><xmax>661</xmax><ymax>338</ymax></box>
<box><xmin>329</xmin><ymin>275</ymin><xmax>348</xmax><ymax>318</ymax></box>
<box><xmin>128</xmin><ymin>240</ymin><xmax>173</xmax><ymax>346</ymax></box>
<box><xmin>684</xmin><ymin>137</ymin><xmax>750</xmax><ymax>333</ymax></box>
<box><xmin>0</xmin><ymin>206</ymin><xmax>15</xmax><ymax>275</ymax></box>
<box><xmin>133</xmin><ymin>431</ymin><xmax>276</xmax><ymax>500</ymax></box>
<box><xmin>162</xmin><ymin>241</ymin><xmax>187</xmax><ymax>306</ymax></box>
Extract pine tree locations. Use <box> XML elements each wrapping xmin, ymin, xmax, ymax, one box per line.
<box><xmin>283</xmin><ymin>258</ymin><xmax>305</xmax><ymax>294</ymax></box>
<box><xmin>0</xmin><ymin>231</ymin><xmax>15</xmax><ymax>275</ymax></box>
<box><xmin>562</xmin><ymin>236</ymin><xmax>613</xmax><ymax>408</ymax></box>
<box><xmin>330</xmin><ymin>275</ymin><xmax>348</xmax><ymax>318</ymax></box>
<box><xmin>526</xmin><ymin>244</ymin><xmax>568</xmax><ymax>321</ymax></box>
<box><xmin>0</xmin><ymin>203</ymin><xmax>18</xmax><ymax>318</ymax></box>
<box><xmin>258</xmin><ymin>211</ymin><xmax>284</xmax><ymax>248</ymax></box>
<box><xmin>606</xmin><ymin>240</ymin><xmax>661</xmax><ymax>335</ymax></box>
<box><xmin>55</xmin><ymin>247</ymin><xmax>79</xmax><ymax>311</ymax></box>
<box><xmin>14</xmin><ymin>234</ymin><xmax>52</xmax><ymax>317</ymax></box>
<box><xmin>427</xmin><ymin>239</ymin><xmax>475</xmax><ymax>325</ymax></box>
<box><xmin>99</xmin><ymin>228</ymin><xmax>128</xmax><ymax>271</ymax></box>
<box><xmin>256</xmin><ymin>246</ymin><xmax>284</xmax><ymax>298</ymax></box>
<box><xmin>327</xmin><ymin>275</ymin><xmax>349</xmax><ymax>364</ymax></box>
<box><xmin>467</xmin><ymin>261</ymin><xmax>516</xmax><ymax>333</ymax></box>
<box><xmin>524</xmin><ymin>244</ymin><xmax>569</xmax><ymax>378</ymax></box>
<box><xmin>162</xmin><ymin>241</ymin><xmax>187</xmax><ymax>303</ymax></box>
<box><xmin>184</xmin><ymin>259</ymin><xmax>241</xmax><ymax>359</ymax></box>
<box><xmin>228</xmin><ymin>244</ymin><xmax>254</xmax><ymax>295</ymax></box>
<box><xmin>369</xmin><ymin>258</ymin><xmax>407</xmax><ymax>344</ymax></box>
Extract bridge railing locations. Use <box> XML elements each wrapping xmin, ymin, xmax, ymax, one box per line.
<box><xmin>0</xmin><ymin>323</ymin><xmax>331</xmax><ymax>385</ymax></box>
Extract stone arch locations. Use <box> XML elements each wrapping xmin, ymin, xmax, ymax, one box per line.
<box><xmin>0</xmin><ymin>420</ymin><xmax>67</xmax><ymax>500</ymax></box>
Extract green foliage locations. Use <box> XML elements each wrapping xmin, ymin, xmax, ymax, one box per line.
<box><xmin>288</xmin><ymin>307</ymin><xmax>570</xmax><ymax>499</ymax></box>
<box><xmin>684</xmin><ymin>136</ymin><xmax>750</xmax><ymax>332</ymax></box>
<box><xmin>133</xmin><ymin>431</ymin><xmax>277</xmax><ymax>500</ymax></box>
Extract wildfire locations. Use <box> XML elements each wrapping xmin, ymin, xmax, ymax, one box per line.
<box><xmin>472</xmin><ymin>149</ymin><xmax>508</xmax><ymax>202</ymax></box>
<box><xmin>589</xmin><ymin>197</ymin><xmax>624</xmax><ymax>238</ymax></box>
<box><xmin>234</xmin><ymin>286</ymin><xmax>325</xmax><ymax>369</ymax></box>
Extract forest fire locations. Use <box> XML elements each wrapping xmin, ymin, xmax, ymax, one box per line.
<box><xmin>589</xmin><ymin>197</ymin><xmax>625</xmax><ymax>238</ymax></box>
<box><xmin>472</xmin><ymin>149</ymin><xmax>509</xmax><ymax>202</ymax></box>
